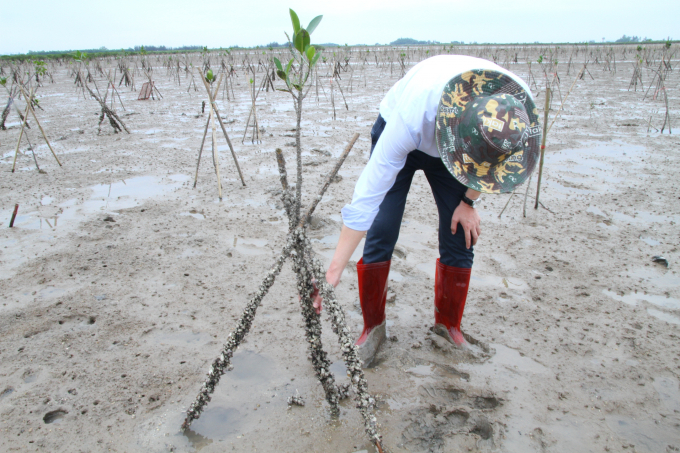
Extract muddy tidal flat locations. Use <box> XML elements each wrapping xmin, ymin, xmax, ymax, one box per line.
<box><xmin>1</xmin><ymin>46</ymin><xmax>679</xmax><ymax>452</ymax></box>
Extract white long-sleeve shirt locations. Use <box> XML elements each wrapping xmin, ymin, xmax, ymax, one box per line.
<box><xmin>340</xmin><ymin>55</ymin><xmax>531</xmax><ymax>231</ymax></box>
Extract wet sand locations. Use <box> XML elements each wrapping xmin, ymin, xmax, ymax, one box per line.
<box><xmin>1</xmin><ymin>48</ymin><xmax>679</xmax><ymax>452</ymax></box>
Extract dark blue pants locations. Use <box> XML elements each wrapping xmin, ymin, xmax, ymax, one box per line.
<box><xmin>362</xmin><ymin>115</ymin><xmax>474</xmax><ymax>269</ymax></box>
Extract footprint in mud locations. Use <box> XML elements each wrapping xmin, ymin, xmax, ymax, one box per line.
<box><xmin>417</xmin><ymin>383</ymin><xmax>502</xmax><ymax>410</ymax></box>
<box><xmin>57</xmin><ymin>314</ymin><xmax>97</xmax><ymax>330</ymax></box>
<box><xmin>425</xmin><ymin>330</ymin><xmax>492</xmax><ymax>360</ymax></box>
<box><xmin>0</xmin><ymin>387</ymin><xmax>14</xmax><ymax>399</ymax></box>
<box><xmin>22</xmin><ymin>369</ymin><xmax>38</xmax><ymax>383</ymax></box>
<box><xmin>402</xmin><ymin>404</ymin><xmax>497</xmax><ymax>452</ymax></box>
<box><xmin>402</xmin><ymin>405</ymin><xmax>470</xmax><ymax>452</ymax></box>
<box><xmin>43</xmin><ymin>409</ymin><xmax>68</xmax><ymax>424</ymax></box>
<box><xmin>400</xmin><ymin>384</ymin><xmax>501</xmax><ymax>451</ymax></box>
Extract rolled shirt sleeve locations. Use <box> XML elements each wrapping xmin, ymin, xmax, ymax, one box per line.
<box><xmin>341</xmin><ymin>113</ymin><xmax>417</xmax><ymax>231</ymax></box>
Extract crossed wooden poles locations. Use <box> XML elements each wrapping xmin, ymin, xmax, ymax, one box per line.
<box><xmin>193</xmin><ymin>69</ymin><xmax>246</xmax><ymax>199</ymax></box>
<box><xmin>181</xmin><ymin>133</ymin><xmax>385</xmax><ymax>452</ymax></box>
<box><xmin>10</xmin><ymin>85</ymin><xmax>61</xmax><ymax>173</ymax></box>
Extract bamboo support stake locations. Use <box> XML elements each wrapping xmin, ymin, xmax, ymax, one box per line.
<box><xmin>193</xmin><ymin>117</ymin><xmax>210</xmax><ymax>188</ymax></box>
<box><xmin>196</xmin><ymin>69</ymin><xmax>246</xmax><ymax>186</ymax></box>
<box><xmin>210</xmin><ymin>101</ymin><xmax>223</xmax><ymax>200</ymax></box>
<box><xmin>9</xmin><ymin>204</ymin><xmax>19</xmax><ymax>227</ymax></box>
<box><xmin>298</xmin><ymin>133</ymin><xmax>358</xmax><ymax>228</ymax></box>
<box><xmin>193</xmin><ymin>75</ymin><xmax>224</xmax><ymax>188</ymax></box>
<box><xmin>523</xmin><ymin>174</ymin><xmax>532</xmax><ymax>218</ymax></box>
<box><xmin>547</xmin><ymin>64</ymin><xmax>585</xmax><ymax>134</ymax></box>
<box><xmin>498</xmin><ymin>191</ymin><xmax>515</xmax><ymax>219</ymax></box>
<box><xmin>19</xmin><ymin>86</ymin><xmax>62</xmax><ymax>167</ymax></box>
<box><xmin>11</xmin><ymin>103</ymin><xmax>30</xmax><ymax>173</ymax></box>
<box><xmin>534</xmin><ymin>87</ymin><xmax>551</xmax><ymax>210</ymax></box>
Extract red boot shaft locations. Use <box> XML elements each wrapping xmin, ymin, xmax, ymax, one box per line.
<box><xmin>356</xmin><ymin>258</ymin><xmax>390</xmax><ymax>346</ymax></box>
<box><xmin>434</xmin><ymin>258</ymin><xmax>471</xmax><ymax>346</ymax></box>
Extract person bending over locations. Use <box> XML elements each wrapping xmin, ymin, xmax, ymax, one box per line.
<box><xmin>315</xmin><ymin>55</ymin><xmax>542</xmax><ymax>366</ymax></box>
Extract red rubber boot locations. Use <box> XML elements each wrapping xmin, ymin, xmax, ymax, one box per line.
<box><xmin>433</xmin><ymin>258</ymin><xmax>471</xmax><ymax>347</ymax></box>
<box><xmin>356</xmin><ymin>258</ymin><xmax>391</xmax><ymax>366</ymax></box>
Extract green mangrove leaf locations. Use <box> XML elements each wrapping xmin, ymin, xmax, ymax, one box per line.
<box><xmin>290</xmin><ymin>9</ymin><xmax>301</xmax><ymax>34</ymax></box>
<box><xmin>311</xmin><ymin>52</ymin><xmax>320</xmax><ymax>67</ymax></box>
<box><xmin>307</xmin><ymin>15</ymin><xmax>323</xmax><ymax>35</ymax></box>
<box><xmin>306</xmin><ymin>45</ymin><xmax>315</xmax><ymax>62</ymax></box>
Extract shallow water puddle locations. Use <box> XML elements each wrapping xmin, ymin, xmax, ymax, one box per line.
<box><xmin>231</xmin><ymin>236</ymin><xmax>269</xmax><ymax>256</ymax></box>
<box><xmin>86</xmin><ymin>174</ymin><xmax>189</xmax><ymax>211</ymax></box>
<box><xmin>653</xmin><ymin>376</ymin><xmax>680</xmax><ymax>413</ymax></box>
<box><xmin>0</xmin><ymin>174</ymin><xmax>190</xmax><ymax>280</ymax></box>
<box><xmin>180</xmin><ymin>210</ymin><xmax>205</xmax><ymax>219</ymax></box>
<box><xmin>181</xmin><ymin>350</ymin><xmax>290</xmax><ymax>450</ymax></box>
<box><xmin>646</xmin><ymin>308</ymin><xmax>680</xmax><ymax>325</ymax></box>
<box><xmin>639</xmin><ymin>236</ymin><xmax>660</xmax><ymax>246</ymax></box>
<box><xmin>602</xmin><ymin>289</ymin><xmax>680</xmax><ymax>310</ymax></box>
<box><xmin>606</xmin><ymin>415</ymin><xmax>674</xmax><ymax>453</ymax></box>
<box><xmin>1</xmin><ymin>174</ymin><xmax>189</xmax><ymax>231</ymax></box>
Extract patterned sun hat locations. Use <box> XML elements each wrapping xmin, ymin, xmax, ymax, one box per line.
<box><xmin>436</xmin><ymin>70</ymin><xmax>542</xmax><ymax>193</ymax></box>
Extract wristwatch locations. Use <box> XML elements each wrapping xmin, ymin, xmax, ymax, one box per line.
<box><xmin>461</xmin><ymin>194</ymin><xmax>480</xmax><ymax>208</ymax></box>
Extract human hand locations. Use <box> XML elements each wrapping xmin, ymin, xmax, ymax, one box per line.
<box><xmin>310</xmin><ymin>279</ymin><xmax>321</xmax><ymax>314</ymax></box>
<box><xmin>451</xmin><ymin>202</ymin><xmax>481</xmax><ymax>249</ymax></box>
<box><xmin>311</xmin><ymin>269</ymin><xmax>343</xmax><ymax>314</ymax></box>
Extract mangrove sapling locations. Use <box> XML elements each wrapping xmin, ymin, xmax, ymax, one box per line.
<box><xmin>183</xmin><ymin>10</ymin><xmax>385</xmax><ymax>452</ymax></box>
<box><xmin>194</xmin><ymin>68</ymin><xmax>246</xmax><ymax>188</ymax></box>
<box><xmin>2</xmin><ymin>79</ymin><xmax>40</xmax><ymax>171</ymax></box>
<box><xmin>79</xmin><ymin>70</ymin><xmax>129</xmax><ymax>135</ymax></box>
<box><xmin>193</xmin><ymin>71</ymin><xmax>224</xmax><ymax>192</ymax></box>
<box><xmin>11</xmin><ymin>85</ymin><xmax>62</xmax><ymax>172</ymax></box>
<box><xmin>241</xmin><ymin>69</ymin><xmax>262</xmax><ymax>144</ymax></box>
<box><xmin>0</xmin><ymin>78</ymin><xmax>29</xmax><ymax>131</ymax></box>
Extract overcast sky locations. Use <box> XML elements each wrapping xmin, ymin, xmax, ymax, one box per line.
<box><xmin>2</xmin><ymin>0</ymin><xmax>677</xmax><ymax>54</ymax></box>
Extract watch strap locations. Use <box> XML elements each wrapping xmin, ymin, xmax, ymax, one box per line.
<box><xmin>461</xmin><ymin>194</ymin><xmax>478</xmax><ymax>207</ymax></box>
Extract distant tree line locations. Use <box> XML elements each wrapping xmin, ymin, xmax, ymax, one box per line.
<box><xmin>2</xmin><ymin>36</ymin><xmax>674</xmax><ymax>61</ymax></box>
<box><xmin>614</xmin><ymin>35</ymin><xmax>652</xmax><ymax>43</ymax></box>
<box><xmin>24</xmin><ymin>45</ymin><xmax>204</xmax><ymax>56</ymax></box>
<box><xmin>390</xmin><ymin>38</ymin><xmax>445</xmax><ymax>46</ymax></box>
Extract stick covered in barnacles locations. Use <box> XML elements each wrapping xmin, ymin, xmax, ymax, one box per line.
<box><xmin>305</xmin><ymin>245</ymin><xmax>384</xmax><ymax>451</ymax></box>
<box><xmin>181</xmin><ymin>236</ymin><xmax>294</xmax><ymax>430</ymax></box>
<box><xmin>291</xmin><ymin>226</ymin><xmax>341</xmax><ymax>413</ymax></box>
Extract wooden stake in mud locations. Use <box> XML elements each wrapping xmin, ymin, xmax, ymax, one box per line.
<box><xmin>19</xmin><ymin>86</ymin><xmax>62</xmax><ymax>167</ymax></box>
<box><xmin>193</xmin><ymin>74</ymin><xmax>224</xmax><ymax>188</ymax></box>
<box><xmin>210</xmin><ymin>94</ymin><xmax>223</xmax><ymax>200</ymax></box>
<box><xmin>534</xmin><ymin>87</ymin><xmax>551</xmax><ymax>210</ymax></box>
<box><xmin>196</xmin><ymin>68</ymin><xmax>246</xmax><ymax>187</ymax></box>
<box><xmin>11</xmin><ymin>103</ymin><xmax>31</xmax><ymax>172</ymax></box>
<box><xmin>12</xmin><ymin>87</ymin><xmax>61</xmax><ymax>172</ymax></box>
<box><xmin>547</xmin><ymin>63</ymin><xmax>586</xmax><ymax>134</ymax></box>
<box><xmin>9</xmin><ymin>204</ymin><xmax>19</xmax><ymax>228</ymax></box>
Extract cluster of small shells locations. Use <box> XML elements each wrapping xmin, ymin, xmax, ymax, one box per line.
<box><xmin>287</xmin><ymin>393</ymin><xmax>305</xmax><ymax>407</ymax></box>
<box><xmin>182</xmin><ymin>140</ymin><xmax>383</xmax><ymax>451</ymax></box>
